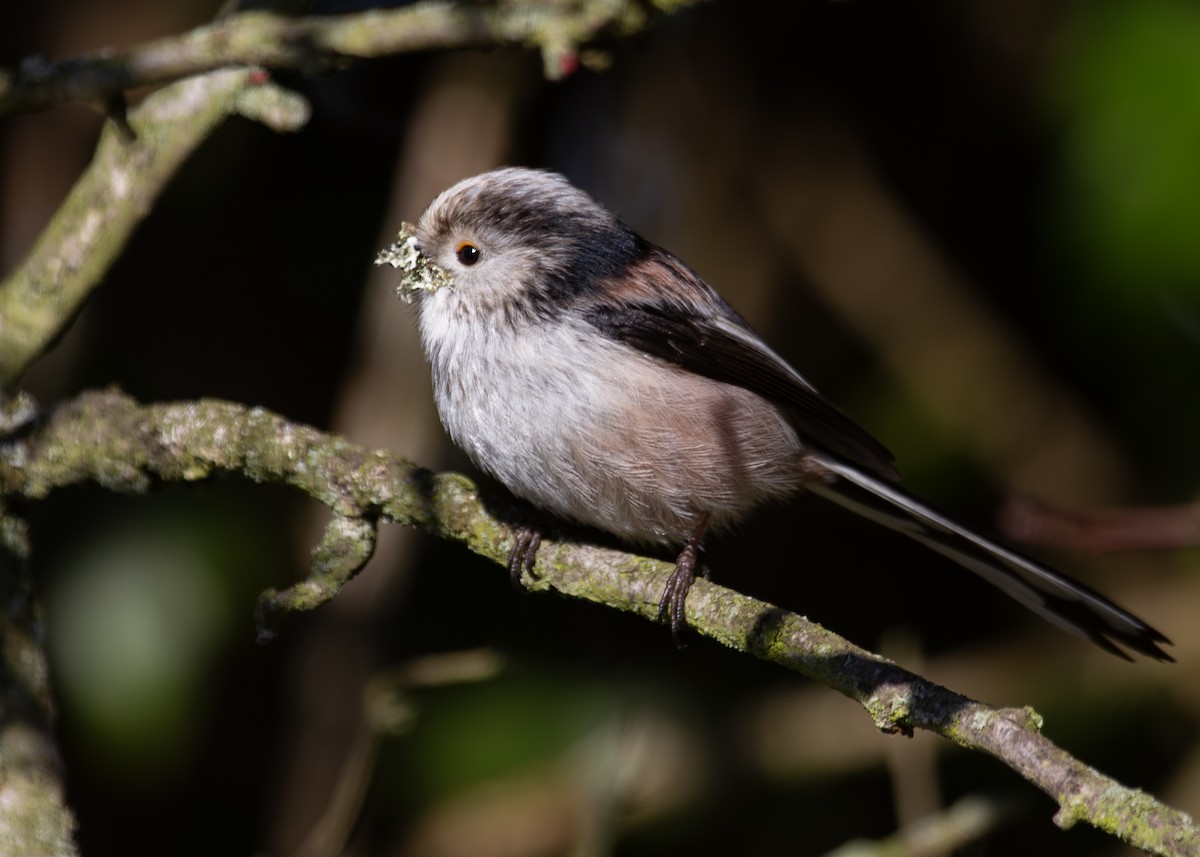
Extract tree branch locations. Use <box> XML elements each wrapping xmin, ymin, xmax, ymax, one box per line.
<box><xmin>2</xmin><ymin>387</ymin><xmax>1195</xmax><ymax>856</ymax></box>
<box><xmin>0</xmin><ymin>503</ymin><xmax>77</xmax><ymax>857</ymax></box>
<box><xmin>0</xmin><ymin>0</ymin><xmax>696</xmax><ymax>117</ymax></box>
<box><xmin>0</xmin><ymin>69</ymin><xmax>309</xmax><ymax>389</ymax></box>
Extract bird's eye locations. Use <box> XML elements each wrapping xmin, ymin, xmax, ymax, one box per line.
<box><xmin>455</xmin><ymin>242</ymin><xmax>481</xmax><ymax>266</ymax></box>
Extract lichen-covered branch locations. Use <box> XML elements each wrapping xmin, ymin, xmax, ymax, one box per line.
<box><xmin>0</xmin><ymin>0</ymin><xmax>701</xmax><ymax>116</ymax></box>
<box><xmin>0</xmin><ymin>70</ymin><xmax>309</xmax><ymax>389</ymax></box>
<box><xmin>0</xmin><ymin>505</ymin><xmax>78</xmax><ymax>857</ymax></box>
<box><xmin>1</xmin><ymin>387</ymin><xmax>1196</xmax><ymax>855</ymax></box>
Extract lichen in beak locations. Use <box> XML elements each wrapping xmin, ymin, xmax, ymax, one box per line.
<box><xmin>375</xmin><ymin>222</ymin><xmax>455</xmax><ymax>303</ymax></box>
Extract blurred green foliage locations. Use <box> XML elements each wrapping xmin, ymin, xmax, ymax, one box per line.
<box><xmin>402</xmin><ymin>671</ymin><xmax>625</xmax><ymax>801</ymax></box>
<box><xmin>1051</xmin><ymin>0</ymin><xmax>1200</xmax><ymax>299</ymax></box>
<box><xmin>43</xmin><ymin>493</ymin><xmax>283</xmax><ymax>792</ymax></box>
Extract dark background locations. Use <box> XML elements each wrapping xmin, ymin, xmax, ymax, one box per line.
<box><xmin>2</xmin><ymin>1</ymin><xmax>1198</xmax><ymax>855</ymax></box>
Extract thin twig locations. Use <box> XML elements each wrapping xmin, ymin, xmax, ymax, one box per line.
<box><xmin>1001</xmin><ymin>494</ymin><xmax>1200</xmax><ymax>553</ymax></box>
<box><xmin>0</xmin><ymin>0</ymin><xmax>690</xmax><ymax>116</ymax></box>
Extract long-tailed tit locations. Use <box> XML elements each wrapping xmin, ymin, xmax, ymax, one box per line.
<box><xmin>378</xmin><ymin>166</ymin><xmax>1171</xmax><ymax>661</ymax></box>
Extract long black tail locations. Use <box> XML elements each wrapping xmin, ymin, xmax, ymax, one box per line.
<box><xmin>807</xmin><ymin>455</ymin><xmax>1172</xmax><ymax>661</ymax></box>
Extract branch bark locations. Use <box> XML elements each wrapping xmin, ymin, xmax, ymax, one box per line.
<box><xmin>0</xmin><ymin>0</ymin><xmax>695</xmax><ymax>116</ymax></box>
<box><xmin>0</xmin><ymin>504</ymin><xmax>76</xmax><ymax>857</ymax></box>
<box><xmin>2</xmin><ymin>387</ymin><xmax>1195</xmax><ymax>856</ymax></box>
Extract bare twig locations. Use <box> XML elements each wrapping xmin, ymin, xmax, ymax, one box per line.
<box><xmin>295</xmin><ymin>650</ymin><xmax>506</xmax><ymax>857</ymax></box>
<box><xmin>1001</xmin><ymin>494</ymin><xmax>1200</xmax><ymax>553</ymax></box>
<box><xmin>823</xmin><ymin>796</ymin><xmax>1012</xmax><ymax>857</ymax></box>
<box><xmin>0</xmin><ymin>0</ymin><xmax>694</xmax><ymax>117</ymax></box>
<box><xmin>1</xmin><ymin>387</ymin><xmax>1195</xmax><ymax>856</ymax></box>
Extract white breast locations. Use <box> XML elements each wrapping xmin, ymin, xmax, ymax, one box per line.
<box><xmin>418</xmin><ymin>291</ymin><xmax>808</xmax><ymax>545</ymax></box>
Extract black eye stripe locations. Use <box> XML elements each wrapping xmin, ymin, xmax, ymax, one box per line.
<box><xmin>456</xmin><ymin>242</ymin><xmax>481</xmax><ymax>266</ymax></box>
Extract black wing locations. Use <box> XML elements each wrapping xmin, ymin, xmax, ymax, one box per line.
<box><xmin>584</xmin><ymin>300</ymin><xmax>900</xmax><ymax>480</ymax></box>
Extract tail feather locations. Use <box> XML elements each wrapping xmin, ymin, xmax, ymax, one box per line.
<box><xmin>808</xmin><ymin>456</ymin><xmax>1173</xmax><ymax>661</ymax></box>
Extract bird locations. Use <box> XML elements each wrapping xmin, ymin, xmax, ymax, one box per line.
<box><xmin>377</xmin><ymin>166</ymin><xmax>1172</xmax><ymax>661</ymax></box>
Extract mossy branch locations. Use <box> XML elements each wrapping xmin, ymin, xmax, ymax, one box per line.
<box><xmin>1</xmin><ymin>387</ymin><xmax>1196</xmax><ymax>855</ymax></box>
<box><xmin>0</xmin><ymin>0</ymin><xmax>699</xmax><ymax>117</ymax></box>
